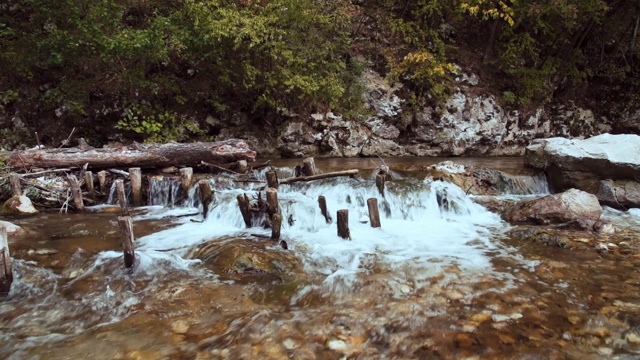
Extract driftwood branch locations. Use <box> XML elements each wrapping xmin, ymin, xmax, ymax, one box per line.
<box><xmin>21</xmin><ymin>168</ymin><xmax>78</xmax><ymax>177</ymax></box>
<box><xmin>279</xmin><ymin>169</ymin><xmax>359</xmax><ymax>185</ymax></box>
<box><xmin>201</xmin><ymin>161</ymin><xmax>240</xmax><ymax>175</ymax></box>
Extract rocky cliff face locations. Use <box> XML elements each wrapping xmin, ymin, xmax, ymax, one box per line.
<box><xmin>214</xmin><ymin>68</ymin><xmax>630</xmax><ymax>158</ymax></box>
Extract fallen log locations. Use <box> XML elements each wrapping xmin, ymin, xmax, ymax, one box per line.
<box><xmin>9</xmin><ymin>139</ymin><xmax>256</xmax><ymax>170</ymax></box>
<box><xmin>279</xmin><ymin>169</ymin><xmax>359</xmax><ymax>185</ymax></box>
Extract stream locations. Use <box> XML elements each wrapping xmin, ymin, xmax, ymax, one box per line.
<box><xmin>1</xmin><ymin>158</ymin><xmax>640</xmax><ymax>359</ymax></box>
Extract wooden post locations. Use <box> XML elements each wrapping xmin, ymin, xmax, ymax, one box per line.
<box><xmin>367</xmin><ymin>198</ymin><xmax>381</xmax><ymax>228</ymax></box>
<box><xmin>179</xmin><ymin>167</ymin><xmax>193</xmax><ymax>194</ymax></box>
<box><xmin>129</xmin><ymin>168</ymin><xmax>143</xmax><ymax>206</ymax></box>
<box><xmin>237</xmin><ymin>160</ymin><xmax>248</xmax><ymax>174</ymax></box>
<box><xmin>117</xmin><ymin>216</ymin><xmax>136</xmax><ymax>269</ymax></box>
<box><xmin>318</xmin><ymin>196</ymin><xmax>332</xmax><ymax>224</ymax></box>
<box><xmin>198</xmin><ymin>180</ymin><xmax>214</xmax><ymax>219</ymax></box>
<box><xmin>271</xmin><ymin>213</ymin><xmax>282</xmax><ymax>240</ymax></box>
<box><xmin>9</xmin><ymin>173</ymin><xmax>21</xmax><ymax>196</ymax></box>
<box><xmin>68</xmin><ymin>175</ymin><xmax>85</xmax><ymax>211</ymax></box>
<box><xmin>84</xmin><ymin>171</ymin><xmax>95</xmax><ymax>200</ymax></box>
<box><xmin>376</xmin><ymin>173</ymin><xmax>386</xmax><ymax>196</ymax></box>
<box><xmin>337</xmin><ymin>209</ymin><xmax>350</xmax><ymax>240</ymax></box>
<box><xmin>97</xmin><ymin>170</ymin><xmax>108</xmax><ymax>194</ymax></box>
<box><xmin>0</xmin><ymin>227</ymin><xmax>13</xmax><ymax>296</ymax></box>
<box><xmin>237</xmin><ymin>194</ymin><xmax>252</xmax><ymax>228</ymax></box>
<box><xmin>257</xmin><ymin>191</ymin><xmax>265</xmax><ymax>209</ymax></box>
<box><xmin>115</xmin><ymin>179</ymin><xmax>129</xmax><ymax>216</ymax></box>
<box><xmin>302</xmin><ymin>157</ymin><xmax>317</xmax><ymax>176</ymax></box>
<box><xmin>266</xmin><ymin>169</ymin><xmax>279</xmax><ymax>190</ymax></box>
<box><xmin>266</xmin><ymin>187</ymin><xmax>279</xmax><ymax>219</ymax></box>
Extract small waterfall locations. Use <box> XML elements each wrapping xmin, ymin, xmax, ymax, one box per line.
<box><xmin>505</xmin><ymin>173</ymin><xmax>550</xmax><ymax>195</ymax></box>
<box><xmin>148</xmin><ymin>177</ymin><xmax>181</xmax><ymax>207</ymax></box>
<box><xmin>106</xmin><ymin>181</ymin><xmax>131</xmax><ymax>204</ymax></box>
<box><xmin>470</xmin><ymin>169</ymin><xmax>550</xmax><ymax>196</ymax></box>
<box><xmin>131</xmin><ymin>172</ymin><xmax>512</xmax><ymax>291</ymax></box>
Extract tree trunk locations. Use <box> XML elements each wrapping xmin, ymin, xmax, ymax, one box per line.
<box><xmin>8</xmin><ymin>139</ymin><xmax>256</xmax><ymax>170</ymax></box>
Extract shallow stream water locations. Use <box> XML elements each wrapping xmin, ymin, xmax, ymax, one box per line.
<box><xmin>1</xmin><ymin>158</ymin><xmax>640</xmax><ymax>360</ymax></box>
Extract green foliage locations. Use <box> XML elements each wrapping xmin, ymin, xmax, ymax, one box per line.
<box><xmin>1</xmin><ymin>0</ymin><xmax>639</xmax><ymax>143</ymax></box>
<box><xmin>115</xmin><ymin>102</ymin><xmax>206</xmax><ymax>143</ymax></box>
<box><xmin>390</xmin><ymin>50</ymin><xmax>458</xmax><ymax>106</ymax></box>
<box><xmin>381</xmin><ymin>0</ymin><xmax>460</xmax><ymax>106</ymax></box>
<box><xmin>0</xmin><ymin>0</ymin><xmax>362</xmax><ymax>145</ymax></box>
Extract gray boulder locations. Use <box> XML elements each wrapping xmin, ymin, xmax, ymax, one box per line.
<box><xmin>597</xmin><ymin>180</ymin><xmax>640</xmax><ymax>209</ymax></box>
<box><xmin>0</xmin><ymin>220</ymin><xmax>25</xmax><ymax>235</ymax></box>
<box><xmin>525</xmin><ymin>134</ymin><xmax>640</xmax><ymax>208</ymax></box>
<box><xmin>502</xmin><ymin>189</ymin><xmax>602</xmax><ymax>225</ymax></box>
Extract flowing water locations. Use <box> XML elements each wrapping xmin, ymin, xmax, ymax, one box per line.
<box><xmin>1</xmin><ymin>158</ymin><xmax>640</xmax><ymax>359</ymax></box>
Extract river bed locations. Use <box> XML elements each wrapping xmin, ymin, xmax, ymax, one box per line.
<box><xmin>1</xmin><ymin>158</ymin><xmax>640</xmax><ymax>359</ymax></box>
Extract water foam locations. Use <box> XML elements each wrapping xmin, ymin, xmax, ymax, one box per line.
<box><xmin>129</xmin><ymin>174</ymin><xmax>520</xmax><ymax>292</ymax></box>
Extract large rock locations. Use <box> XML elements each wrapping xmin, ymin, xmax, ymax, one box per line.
<box><xmin>597</xmin><ymin>180</ymin><xmax>640</xmax><ymax>209</ymax></box>
<box><xmin>2</xmin><ymin>195</ymin><xmax>38</xmax><ymax>216</ymax></box>
<box><xmin>0</xmin><ymin>220</ymin><xmax>25</xmax><ymax>235</ymax></box>
<box><xmin>502</xmin><ymin>189</ymin><xmax>602</xmax><ymax>225</ymax></box>
<box><xmin>209</xmin><ymin>69</ymin><xmax>631</xmax><ymax>158</ymax></box>
<box><xmin>525</xmin><ymin>134</ymin><xmax>640</xmax><ymax>208</ymax></box>
<box><xmin>185</xmin><ymin>237</ymin><xmax>302</xmax><ymax>283</ymax></box>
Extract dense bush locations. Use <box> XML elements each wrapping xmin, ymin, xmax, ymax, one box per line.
<box><xmin>0</xmin><ymin>0</ymin><xmax>361</xmax><ymax>144</ymax></box>
<box><xmin>0</xmin><ymin>0</ymin><xmax>638</xmax><ymax>147</ymax></box>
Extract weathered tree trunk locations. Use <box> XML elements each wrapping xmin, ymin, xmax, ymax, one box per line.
<box><xmin>129</xmin><ymin>168</ymin><xmax>143</xmax><ymax>207</ymax></box>
<box><xmin>67</xmin><ymin>175</ymin><xmax>85</xmax><ymax>211</ymax></box>
<box><xmin>266</xmin><ymin>169</ymin><xmax>279</xmax><ymax>189</ymax></box>
<box><xmin>318</xmin><ymin>195</ymin><xmax>332</xmax><ymax>224</ymax></box>
<box><xmin>9</xmin><ymin>173</ymin><xmax>21</xmax><ymax>196</ymax></box>
<box><xmin>8</xmin><ymin>139</ymin><xmax>256</xmax><ymax>170</ymax></box>
<box><xmin>237</xmin><ymin>194</ymin><xmax>252</xmax><ymax>228</ymax></box>
<box><xmin>84</xmin><ymin>171</ymin><xmax>95</xmax><ymax>200</ymax></box>
<box><xmin>180</xmin><ymin>167</ymin><xmax>193</xmax><ymax>194</ymax></box>
<box><xmin>198</xmin><ymin>180</ymin><xmax>214</xmax><ymax>219</ymax></box>
<box><xmin>115</xmin><ymin>179</ymin><xmax>129</xmax><ymax>216</ymax></box>
<box><xmin>367</xmin><ymin>198</ymin><xmax>381</xmax><ymax>228</ymax></box>
<box><xmin>302</xmin><ymin>157</ymin><xmax>317</xmax><ymax>176</ymax></box>
<box><xmin>0</xmin><ymin>227</ymin><xmax>12</xmax><ymax>296</ymax></box>
<box><xmin>266</xmin><ymin>188</ymin><xmax>279</xmax><ymax>219</ymax></box>
<box><xmin>117</xmin><ymin>216</ymin><xmax>136</xmax><ymax>269</ymax></box>
<box><xmin>376</xmin><ymin>173</ymin><xmax>386</xmax><ymax>196</ymax></box>
<box><xmin>98</xmin><ymin>171</ymin><xmax>108</xmax><ymax>194</ymax></box>
<box><xmin>279</xmin><ymin>169</ymin><xmax>358</xmax><ymax>185</ymax></box>
<box><xmin>271</xmin><ymin>213</ymin><xmax>282</xmax><ymax>240</ymax></box>
<box><xmin>337</xmin><ymin>209</ymin><xmax>350</xmax><ymax>240</ymax></box>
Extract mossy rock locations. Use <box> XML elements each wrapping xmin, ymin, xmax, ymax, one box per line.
<box><xmin>2</xmin><ymin>195</ymin><xmax>38</xmax><ymax>216</ymax></box>
<box><xmin>185</xmin><ymin>237</ymin><xmax>302</xmax><ymax>283</ymax></box>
